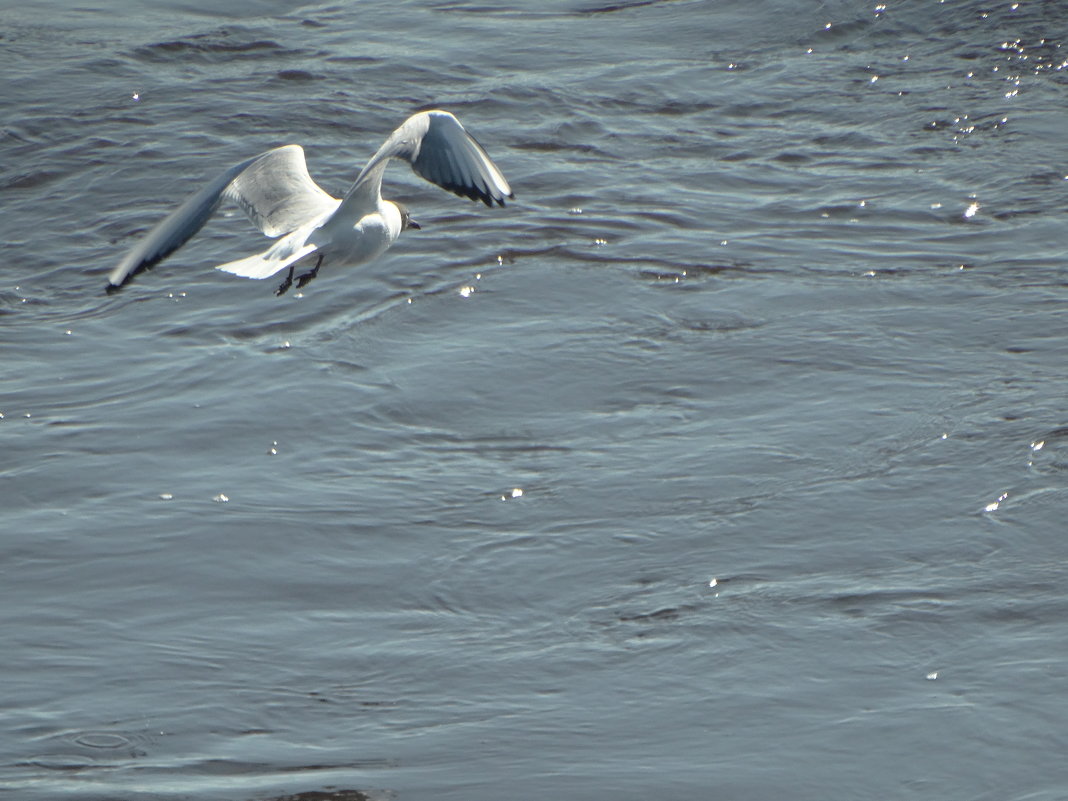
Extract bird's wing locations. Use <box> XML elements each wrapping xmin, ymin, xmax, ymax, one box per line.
<box><xmin>223</xmin><ymin>145</ymin><xmax>339</xmax><ymax>237</ymax></box>
<box><xmin>338</xmin><ymin>110</ymin><xmax>514</xmax><ymax>219</ymax></box>
<box><xmin>106</xmin><ymin>145</ymin><xmax>338</xmax><ymax>291</ymax></box>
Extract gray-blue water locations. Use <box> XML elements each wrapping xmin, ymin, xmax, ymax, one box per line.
<box><xmin>3</xmin><ymin>1</ymin><xmax>1068</xmax><ymax>799</ymax></box>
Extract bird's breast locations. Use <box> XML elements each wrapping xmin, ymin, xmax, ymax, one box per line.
<box><xmin>314</xmin><ymin>211</ymin><xmax>398</xmax><ymax>266</ymax></box>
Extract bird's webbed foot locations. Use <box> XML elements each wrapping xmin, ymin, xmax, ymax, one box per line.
<box><xmin>295</xmin><ymin>254</ymin><xmax>324</xmax><ymax>289</ymax></box>
<box><xmin>275</xmin><ymin>265</ymin><xmax>295</xmax><ymax>296</ymax></box>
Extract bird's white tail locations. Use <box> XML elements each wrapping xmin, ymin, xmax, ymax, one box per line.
<box><xmin>216</xmin><ymin>242</ymin><xmax>318</xmax><ymax>279</ymax></box>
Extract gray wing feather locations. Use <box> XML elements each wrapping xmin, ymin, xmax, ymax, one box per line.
<box><xmin>223</xmin><ymin>145</ymin><xmax>338</xmax><ymax>236</ymax></box>
<box><xmin>339</xmin><ymin>110</ymin><xmax>513</xmax><ymax>217</ymax></box>
<box><xmin>412</xmin><ymin>112</ymin><xmax>512</xmax><ymax>207</ymax></box>
<box><xmin>107</xmin><ymin>145</ymin><xmax>337</xmax><ymax>291</ymax></box>
<box><xmin>107</xmin><ymin>156</ymin><xmax>255</xmax><ymax>291</ymax></box>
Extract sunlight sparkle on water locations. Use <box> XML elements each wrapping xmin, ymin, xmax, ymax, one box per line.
<box><xmin>1028</xmin><ymin>440</ymin><xmax>1044</xmax><ymax>467</ymax></box>
<box><xmin>983</xmin><ymin>492</ymin><xmax>1008</xmax><ymax>512</ymax></box>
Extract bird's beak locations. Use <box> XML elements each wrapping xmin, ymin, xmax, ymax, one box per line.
<box><xmin>409</xmin><ymin>219</ymin><xmax>421</xmax><ymax>230</ymax></box>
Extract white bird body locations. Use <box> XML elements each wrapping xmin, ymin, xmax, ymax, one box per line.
<box><xmin>213</xmin><ymin>198</ymin><xmax>399</xmax><ymax>280</ymax></box>
<box><xmin>106</xmin><ymin>110</ymin><xmax>513</xmax><ymax>294</ymax></box>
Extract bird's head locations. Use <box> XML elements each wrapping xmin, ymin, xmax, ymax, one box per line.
<box><xmin>394</xmin><ymin>201</ymin><xmax>421</xmax><ymax>231</ymax></box>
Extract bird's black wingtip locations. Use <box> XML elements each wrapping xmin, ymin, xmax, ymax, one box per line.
<box><xmin>105</xmin><ymin>271</ymin><xmax>135</xmax><ymax>294</ymax></box>
<box><xmin>478</xmin><ymin>190</ymin><xmax>515</xmax><ymax>208</ymax></box>
<box><xmin>444</xmin><ymin>182</ymin><xmax>513</xmax><ymax>208</ymax></box>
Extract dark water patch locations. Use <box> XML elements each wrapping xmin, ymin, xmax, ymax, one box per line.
<box><xmin>826</xmin><ymin>588</ymin><xmax>952</xmax><ymax>618</ymax></box>
<box><xmin>0</xmin><ymin>125</ymin><xmax>37</xmax><ymax>147</ymax></box>
<box><xmin>0</xmin><ymin>169</ymin><xmax>68</xmax><ymax>191</ymax></box>
<box><xmin>321</xmin><ymin>55</ymin><xmax>380</xmax><ymax>65</ymax></box>
<box><xmin>811</xmin><ymin>131</ymin><xmax>885</xmax><ymax>149</ymax></box>
<box><xmin>263</xmin><ymin>791</ymin><xmax>376</xmax><ymax>801</ymax></box>
<box><xmin>429</xmin><ymin>0</ymin><xmax>693</xmax><ymax>16</ymax></box>
<box><xmin>772</xmin><ymin>151</ymin><xmax>811</xmax><ymax>165</ymax></box>
<box><xmin>430</xmin><ymin>2</ymin><xmax>543</xmax><ymax>13</ymax></box>
<box><xmin>617</xmin><ymin>606</ymin><xmax>685</xmax><ymax>623</ymax></box>
<box><xmin>511</xmin><ymin>140</ymin><xmax>614</xmax><ymax>158</ymax></box>
<box><xmin>273</xmin><ymin>69</ymin><xmax>320</xmax><ymax>82</ymax></box>
<box><xmin>576</xmin><ymin>0</ymin><xmax>674</xmax><ymax>13</ymax></box>
<box><xmin>134</xmin><ymin>29</ymin><xmax>296</xmax><ymax>64</ymax></box>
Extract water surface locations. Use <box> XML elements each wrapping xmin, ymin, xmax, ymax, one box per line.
<box><xmin>3</xmin><ymin>1</ymin><xmax>1068</xmax><ymax>799</ymax></box>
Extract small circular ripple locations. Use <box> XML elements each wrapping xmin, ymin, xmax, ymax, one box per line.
<box><xmin>73</xmin><ymin>732</ymin><xmax>130</xmax><ymax>749</ymax></box>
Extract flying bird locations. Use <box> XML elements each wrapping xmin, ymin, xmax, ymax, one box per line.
<box><xmin>106</xmin><ymin>110</ymin><xmax>513</xmax><ymax>295</ymax></box>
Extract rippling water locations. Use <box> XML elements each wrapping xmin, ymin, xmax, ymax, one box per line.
<box><xmin>4</xmin><ymin>1</ymin><xmax>1068</xmax><ymax>799</ymax></box>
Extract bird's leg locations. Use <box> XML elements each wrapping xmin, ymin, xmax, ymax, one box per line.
<box><xmin>275</xmin><ymin>265</ymin><xmax>295</xmax><ymax>296</ymax></box>
<box><xmin>295</xmin><ymin>254</ymin><xmax>324</xmax><ymax>289</ymax></box>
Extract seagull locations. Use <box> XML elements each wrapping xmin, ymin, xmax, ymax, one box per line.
<box><xmin>106</xmin><ymin>109</ymin><xmax>513</xmax><ymax>295</ymax></box>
